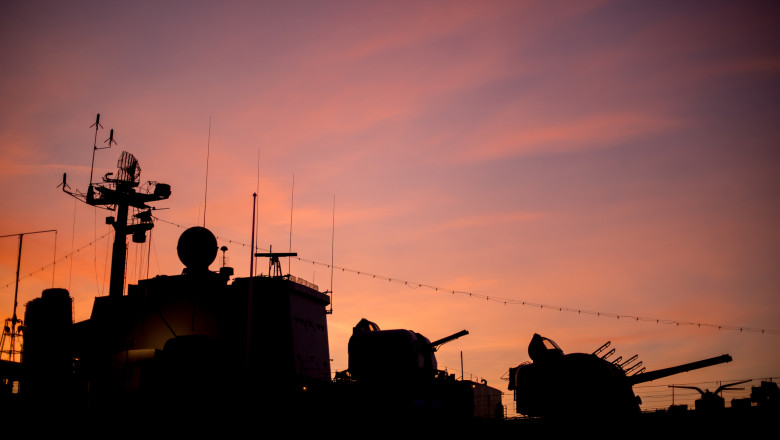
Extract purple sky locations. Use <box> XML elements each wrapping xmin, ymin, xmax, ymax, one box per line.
<box><xmin>2</xmin><ymin>0</ymin><xmax>779</xmax><ymax>412</ymax></box>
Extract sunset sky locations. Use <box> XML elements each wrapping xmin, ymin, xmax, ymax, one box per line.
<box><xmin>1</xmin><ymin>0</ymin><xmax>779</xmax><ymax>412</ymax></box>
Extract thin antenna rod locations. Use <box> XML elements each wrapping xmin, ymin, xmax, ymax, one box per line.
<box><xmin>250</xmin><ymin>193</ymin><xmax>257</xmax><ymax>278</ymax></box>
<box><xmin>88</xmin><ymin>113</ymin><xmax>103</xmax><ymax>185</ymax></box>
<box><xmin>246</xmin><ymin>193</ymin><xmax>256</xmax><ymax>374</ymax></box>
<box><xmin>288</xmin><ymin>172</ymin><xmax>294</xmax><ymax>274</ymax></box>
<box><xmin>145</xmin><ymin>229</ymin><xmax>152</xmax><ymax>280</ymax></box>
<box><xmin>1</xmin><ymin>229</ymin><xmax>58</xmax><ymax>320</ymax></box>
<box><xmin>255</xmin><ymin>149</ymin><xmax>260</xmax><ymax>272</ymax></box>
<box><xmin>13</xmin><ymin>236</ymin><xmax>22</xmax><ymax>322</ymax></box>
<box><xmin>203</xmin><ymin>116</ymin><xmax>212</xmax><ymax>227</ymax></box>
<box><xmin>52</xmin><ymin>230</ymin><xmax>57</xmax><ymax>287</ymax></box>
<box><xmin>69</xmin><ymin>198</ymin><xmax>77</xmax><ymax>290</ymax></box>
<box><xmin>328</xmin><ymin>195</ymin><xmax>335</xmax><ymax>314</ymax></box>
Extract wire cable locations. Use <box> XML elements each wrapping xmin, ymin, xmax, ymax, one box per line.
<box><xmin>150</xmin><ymin>215</ymin><xmax>780</xmax><ymax>335</ymax></box>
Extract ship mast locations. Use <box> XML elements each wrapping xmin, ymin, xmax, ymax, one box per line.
<box><xmin>91</xmin><ymin>152</ymin><xmax>171</xmax><ymax>298</ymax></box>
<box><xmin>61</xmin><ymin>115</ymin><xmax>171</xmax><ymax>298</ymax></box>
<box><xmin>0</xmin><ymin>230</ymin><xmax>57</xmax><ymax>362</ymax></box>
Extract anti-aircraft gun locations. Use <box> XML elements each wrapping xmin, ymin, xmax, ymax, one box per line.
<box><xmin>507</xmin><ymin>334</ymin><xmax>732</xmax><ymax>418</ymax></box>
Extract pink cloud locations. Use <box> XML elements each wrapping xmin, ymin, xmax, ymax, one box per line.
<box><xmin>458</xmin><ymin>111</ymin><xmax>684</xmax><ymax>162</ymax></box>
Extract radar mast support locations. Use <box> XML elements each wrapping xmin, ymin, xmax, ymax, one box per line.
<box><xmin>63</xmin><ymin>115</ymin><xmax>171</xmax><ymax>298</ymax></box>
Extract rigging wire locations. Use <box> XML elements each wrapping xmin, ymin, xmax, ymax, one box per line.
<box><xmin>69</xmin><ymin>197</ymin><xmax>77</xmax><ymax>290</ymax></box>
<box><xmin>1</xmin><ymin>232</ymin><xmax>111</xmax><ymax>290</ymax></box>
<box><xmin>101</xmin><ymin>227</ymin><xmax>111</xmax><ymax>296</ymax></box>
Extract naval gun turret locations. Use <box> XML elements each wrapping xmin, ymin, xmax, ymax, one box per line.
<box><xmin>508</xmin><ymin>333</ymin><xmax>732</xmax><ymax>418</ymax></box>
<box><xmin>339</xmin><ymin>319</ymin><xmax>502</xmax><ymax>420</ymax></box>
<box><xmin>347</xmin><ymin>318</ymin><xmax>468</xmax><ymax>385</ymax></box>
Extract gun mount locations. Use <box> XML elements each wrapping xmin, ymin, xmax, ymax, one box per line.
<box><xmin>508</xmin><ymin>333</ymin><xmax>733</xmax><ymax>418</ymax></box>
<box><xmin>341</xmin><ymin>319</ymin><xmax>502</xmax><ymax>420</ymax></box>
<box><xmin>346</xmin><ymin>319</ymin><xmax>468</xmax><ymax>384</ymax></box>
<box><xmin>630</xmin><ymin>355</ymin><xmax>733</xmax><ymax>385</ymax></box>
<box><xmin>430</xmin><ymin>330</ymin><xmax>469</xmax><ymax>351</ymax></box>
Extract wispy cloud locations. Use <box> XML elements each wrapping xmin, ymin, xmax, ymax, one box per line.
<box><xmin>457</xmin><ymin>111</ymin><xmax>684</xmax><ymax>162</ymax></box>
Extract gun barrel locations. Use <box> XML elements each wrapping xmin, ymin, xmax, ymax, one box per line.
<box><xmin>430</xmin><ymin>330</ymin><xmax>469</xmax><ymax>350</ymax></box>
<box><xmin>628</xmin><ymin>354</ymin><xmax>732</xmax><ymax>385</ymax></box>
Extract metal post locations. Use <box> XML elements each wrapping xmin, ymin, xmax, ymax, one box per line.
<box><xmin>109</xmin><ymin>193</ymin><xmax>129</xmax><ymax>298</ymax></box>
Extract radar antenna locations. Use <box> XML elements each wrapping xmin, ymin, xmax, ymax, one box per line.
<box><xmin>60</xmin><ymin>114</ymin><xmax>171</xmax><ymax>297</ymax></box>
<box><xmin>255</xmin><ymin>246</ymin><xmax>297</xmax><ymax>278</ymax></box>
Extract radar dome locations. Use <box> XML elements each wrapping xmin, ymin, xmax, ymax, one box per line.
<box><xmin>177</xmin><ymin>226</ymin><xmax>218</xmax><ymax>271</ymax></box>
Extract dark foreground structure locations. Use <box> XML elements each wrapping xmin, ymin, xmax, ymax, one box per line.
<box><xmin>6</xmin><ymin>230</ymin><xmax>774</xmax><ymax>434</ymax></box>
<box><xmin>508</xmin><ymin>333</ymin><xmax>734</xmax><ymax>418</ymax></box>
<box><xmin>1</xmin><ymin>139</ymin><xmax>776</xmax><ymax>433</ymax></box>
<box><xmin>2</xmin><ymin>143</ymin><xmax>503</xmax><ymax>430</ymax></box>
<box><xmin>6</xmin><ymin>226</ymin><xmax>502</xmax><ymax>426</ymax></box>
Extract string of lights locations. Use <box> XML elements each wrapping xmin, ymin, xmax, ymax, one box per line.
<box><xmin>6</xmin><ymin>216</ymin><xmax>775</xmax><ymax>335</ymax></box>
<box><xmin>1</xmin><ymin>231</ymin><xmax>112</xmax><ymax>290</ymax></box>
<box><xmin>295</xmin><ymin>254</ymin><xmax>780</xmax><ymax>335</ymax></box>
<box><xmin>155</xmin><ymin>216</ymin><xmax>780</xmax><ymax>335</ymax></box>
<box><xmin>151</xmin><ymin>215</ymin><xmax>780</xmax><ymax>335</ymax></box>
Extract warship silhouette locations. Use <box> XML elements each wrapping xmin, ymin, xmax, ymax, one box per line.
<box><xmin>1</xmin><ymin>119</ymin><xmax>777</xmax><ymax>432</ymax></box>
<box><xmin>0</xmin><ymin>125</ymin><xmax>503</xmax><ymax>429</ymax></box>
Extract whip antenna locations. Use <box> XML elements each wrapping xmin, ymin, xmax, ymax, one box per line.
<box><xmin>288</xmin><ymin>172</ymin><xmax>294</xmax><ymax>274</ymax></box>
<box><xmin>203</xmin><ymin>116</ymin><xmax>211</xmax><ymax>227</ymax></box>
<box><xmin>327</xmin><ymin>195</ymin><xmax>335</xmax><ymax>314</ymax></box>
<box><xmin>88</xmin><ymin>113</ymin><xmax>114</xmax><ymax>186</ymax></box>
<box><xmin>255</xmin><ymin>149</ymin><xmax>260</xmax><ymax>272</ymax></box>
